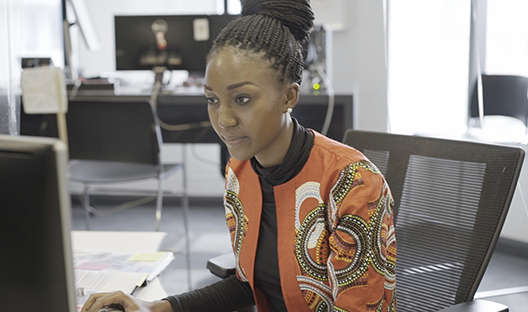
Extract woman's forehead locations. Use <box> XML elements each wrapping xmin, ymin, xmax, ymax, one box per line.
<box><xmin>211</xmin><ymin>46</ymin><xmax>270</xmax><ymax>67</ymax></box>
<box><xmin>206</xmin><ymin>47</ymin><xmax>280</xmax><ymax>83</ymax></box>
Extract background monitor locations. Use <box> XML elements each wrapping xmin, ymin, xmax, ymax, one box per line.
<box><xmin>114</xmin><ymin>14</ymin><xmax>238</xmax><ymax>75</ymax></box>
<box><xmin>0</xmin><ymin>135</ymin><xmax>76</xmax><ymax>311</ymax></box>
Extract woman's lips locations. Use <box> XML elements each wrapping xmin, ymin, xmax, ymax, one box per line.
<box><xmin>223</xmin><ymin>135</ymin><xmax>248</xmax><ymax>146</ymax></box>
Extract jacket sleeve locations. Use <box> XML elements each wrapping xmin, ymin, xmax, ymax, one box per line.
<box><xmin>164</xmin><ymin>274</ymin><xmax>255</xmax><ymax>312</ymax></box>
<box><xmin>326</xmin><ymin>160</ymin><xmax>397</xmax><ymax>311</ymax></box>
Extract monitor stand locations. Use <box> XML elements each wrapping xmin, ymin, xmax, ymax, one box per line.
<box><xmin>150</xmin><ymin>66</ymin><xmax>167</xmax><ymax>108</ymax></box>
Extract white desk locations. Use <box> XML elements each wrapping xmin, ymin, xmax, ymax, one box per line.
<box><xmin>71</xmin><ymin>231</ymin><xmax>168</xmax><ymax>301</ymax></box>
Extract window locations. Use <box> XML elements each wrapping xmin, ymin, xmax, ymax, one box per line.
<box><xmin>227</xmin><ymin>0</ymin><xmax>241</xmax><ymax>14</ymax></box>
<box><xmin>0</xmin><ymin>0</ymin><xmax>62</xmax><ymax>135</ymax></box>
<box><xmin>486</xmin><ymin>0</ymin><xmax>528</xmax><ymax>76</ymax></box>
<box><xmin>387</xmin><ymin>0</ymin><xmax>471</xmax><ymax>136</ymax></box>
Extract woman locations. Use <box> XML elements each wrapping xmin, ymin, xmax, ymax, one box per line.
<box><xmin>81</xmin><ymin>0</ymin><xmax>396</xmax><ymax>311</ymax></box>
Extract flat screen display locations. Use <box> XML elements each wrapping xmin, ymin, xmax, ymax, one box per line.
<box><xmin>114</xmin><ymin>14</ymin><xmax>238</xmax><ymax>75</ymax></box>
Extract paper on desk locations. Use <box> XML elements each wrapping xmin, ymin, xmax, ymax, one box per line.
<box><xmin>128</xmin><ymin>252</ymin><xmax>165</xmax><ymax>262</ymax></box>
<box><xmin>75</xmin><ymin>270</ymin><xmax>147</xmax><ymax>294</ymax></box>
<box><xmin>75</xmin><ymin>271</ymin><xmax>147</xmax><ymax>311</ymax></box>
<box><xmin>74</xmin><ymin>250</ymin><xmax>174</xmax><ymax>282</ymax></box>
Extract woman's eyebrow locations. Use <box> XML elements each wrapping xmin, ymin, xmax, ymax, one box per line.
<box><xmin>227</xmin><ymin>81</ymin><xmax>256</xmax><ymax>90</ymax></box>
<box><xmin>204</xmin><ymin>81</ymin><xmax>257</xmax><ymax>92</ymax></box>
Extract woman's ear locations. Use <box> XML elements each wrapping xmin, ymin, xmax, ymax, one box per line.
<box><xmin>285</xmin><ymin>82</ymin><xmax>300</xmax><ymax>111</ymax></box>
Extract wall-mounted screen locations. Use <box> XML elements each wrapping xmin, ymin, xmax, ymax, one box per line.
<box><xmin>114</xmin><ymin>14</ymin><xmax>238</xmax><ymax>75</ymax></box>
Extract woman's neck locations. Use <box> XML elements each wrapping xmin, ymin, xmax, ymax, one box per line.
<box><xmin>254</xmin><ymin>117</ymin><xmax>295</xmax><ymax>168</ymax></box>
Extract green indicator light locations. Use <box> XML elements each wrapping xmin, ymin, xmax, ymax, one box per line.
<box><xmin>313</xmin><ymin>83</ymin><xmax>321</xmax><ymax>90</ymax></box>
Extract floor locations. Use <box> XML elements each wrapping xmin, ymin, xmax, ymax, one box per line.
<box><xmin>70</xmin><ymin>197</ymin><xmax>528</xmax><ymax>311</ymax></box>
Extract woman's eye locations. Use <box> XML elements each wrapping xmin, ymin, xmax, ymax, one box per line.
<box><xmin>206</xmin><ymin>97</ymin><xmax>218</xmax><ymax>105</ymax></box>
<box><xmin>235</xmin><ymin>96</ymin><xmax>250</xmax><ymax>104</ymax></box>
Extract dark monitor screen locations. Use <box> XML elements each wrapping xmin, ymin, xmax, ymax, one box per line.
<box><xmin>114</xmin><ymin>14</ymin><xmax>238</xmax><ymax>75</ymax></box>
<box><xmin>0</xmin><ymin>135</ymin><xmax>76</xmax><ymax>311</ymax></box>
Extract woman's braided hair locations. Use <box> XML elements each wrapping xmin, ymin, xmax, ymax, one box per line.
<box><xmin>208</xmin><ymin>0</ymin><xmax>314</xmax><ymax>85</ymax></box>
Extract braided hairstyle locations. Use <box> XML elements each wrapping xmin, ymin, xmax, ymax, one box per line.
<box><xmin>207</xmin><ymin>0</ymin><xmax>314</xmax><ymax>85</ymax></box>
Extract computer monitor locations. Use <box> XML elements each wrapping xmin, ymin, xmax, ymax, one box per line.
<box><xmin>114</xmin><ymin>14</ymin><xmax>238</xmax><ymax>75</ymax></box>
<box><xmin>0</xmin><ymin>135</ymin><xmax>76</xmax><ymax>311</ymax></box>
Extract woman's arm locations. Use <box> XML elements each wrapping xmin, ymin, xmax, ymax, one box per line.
<box><xmin>164</xmin><ymin>275</ymin><xmax>255</xmax><ymax>312</ymax></box>
<box><xmin>327</xmin><ymin>161</ymin><xmax>397</xmax><ymax>311</ymax></box>
<box><xmin>81</xmin><ymin>274</ymin><xmax>255</xmax><ymax>312</ymax></box>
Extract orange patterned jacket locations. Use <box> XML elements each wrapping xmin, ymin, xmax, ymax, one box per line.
<box><xmin>224</xmin><ymin>131</ymin><xmax>397</xmax><ymax>312</ymax></box>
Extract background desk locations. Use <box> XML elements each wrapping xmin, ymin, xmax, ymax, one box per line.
<box><xmin>20</xmin><ymin>91</ymin><xmax>353</xmax><ymax>144</ymax></box>
<box><xmin>71</xmin><ymin>231</ymin><xmax>168</xmax><ymax>301</ymax></box>
<box><xmin>21</xmin><ymin>90</ymin><xmax>353</xmax><ymax>193</ymax></box>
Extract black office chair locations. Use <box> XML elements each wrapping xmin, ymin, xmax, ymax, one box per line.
<box><xmin>66</xmin><ymin>98</ymin><xmax>189</xmax><ymax>233</ymax></box>
<box><xmin>208</xmin><ymin>130</ymin><xmax>524</xmax><ymax>311</ymax></box>
<box><xmin>469</xmin><ymin>74</ymin><xmax>528</xmax><ymax>128</ymax></box>
<box><xmin>343</xmin><ymin>130</ymin><xmax>524</xmax><ymax>312</ymax></box>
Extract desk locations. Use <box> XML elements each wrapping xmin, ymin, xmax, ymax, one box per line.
<box><xmin>21</xmin><ymin>90</ymin><xmax>353</xmax><ymax>181</ymax></box>
<box><xmin>20</xmin><ymin>91</ymin><xmax>353</xmax><ymax>144</ymax></box>
<box><xmin>71</xmin><ymin>231</ymin><xmax>168</xmax><ymax>301</ymax></box>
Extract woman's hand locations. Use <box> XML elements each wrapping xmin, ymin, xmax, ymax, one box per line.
<box><xmin>80</xmin><ymin>291</ymin><xmax>172</xmax><ymax>312</ymax></box>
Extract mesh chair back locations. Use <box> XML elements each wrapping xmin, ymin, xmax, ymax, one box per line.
<box><xmin>470</xmin><ymin>74</ymin><xmax>528</xmax><ymax>126</ymax></box>
<box><xmin>343</xmin><ymin>130</ymin><xmax>524</xmax><ymax>312</ymax></box>
<box><xmin>66</xmin><ymin>98</ymin><xmax>162</xmax><ymax>165</ymax></box>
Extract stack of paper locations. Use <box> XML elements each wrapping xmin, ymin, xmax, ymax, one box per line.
<box><xmin>73</xmin><ymin>250</ymin><xmax>174</xmax><ymax>306</ymax></box>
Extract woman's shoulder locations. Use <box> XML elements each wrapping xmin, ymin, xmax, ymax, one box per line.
<box><xmin>310</xmin><ymin>130</ymin><xmax>367</xmax><ymax>164</ymax></box>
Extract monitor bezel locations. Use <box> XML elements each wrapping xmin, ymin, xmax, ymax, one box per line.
<box><xmin>0</xmin><ymin>135</ymin><xmax>76</xmax><ymax>311</ymax></box>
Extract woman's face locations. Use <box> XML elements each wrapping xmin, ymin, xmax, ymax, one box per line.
<box><xmin>204</xmin><ymin>47</ymin><xmax>298</xmax><ymax>167</ymax></box>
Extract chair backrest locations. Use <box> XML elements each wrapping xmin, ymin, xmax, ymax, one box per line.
<box><xmin>66</xmin><ymin>98</ymin><xmax>163</xmax><ymax>165</ymax></box>
<box><xmin>343</xmin><ymin>130</ymin><xmax>524</xmax><ymax>312</ymax></box>
<box><xmin>470</xmin><ymin>74</ymin><xmax>528</xmax><ymax>126</ymax></box>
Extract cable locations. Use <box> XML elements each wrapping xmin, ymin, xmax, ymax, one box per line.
<box><xmin>471</xmin><ymin>0</ymin><xmax>485</xmax><ymax>138</ymax></box>
<box><xmin>191</xmin><ymin>144</ymin><xmax>222</xmax><ymax>168</ymax></box>
<box><xmin>150</xmin><ymin>68</ymin><xmax>164</xmax><ymax>110</ymax></box>
<box><xmin>149</xmin><ymin>67</ymin><xmax>213</xmax><ymax>132</ymax></box>
<box><xmin>159</xmin><ymin>120</ymin><xmax>212</xmax><ymax>132</ymax></box>
<box><xmin>314</xmin><ymin>65</ymin><xmax>335</xmax><ymax>136</ymax></box>
<box><xmin>69</xmin><ymin>78</ymin><xmax>82</xmax><ymax>101</ymax></box>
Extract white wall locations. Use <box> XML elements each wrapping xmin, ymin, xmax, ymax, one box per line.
<box><xmin>331</xmin><ymin>0</ymin><xmax>388</xmax><ymax>132</ymax></box>
<box><xmin>78</xmin><ymin>0</ymin><xmax>389</xmax><ymax>133</ymax></box>
<box><xmin>77</xmin><ymin>0</ymin><xmax>219</xmax><ymax>77</ymax></box>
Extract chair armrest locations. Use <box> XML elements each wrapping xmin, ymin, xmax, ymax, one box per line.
<box><xmin>438</xmin><ymin>300</ymin><xmax>508</xmax><ymax>312</ymax></box>
<box><xmin>206</xmin><ymin>252</ymin><xmax>236</xmax><ymax>279</ymax></box>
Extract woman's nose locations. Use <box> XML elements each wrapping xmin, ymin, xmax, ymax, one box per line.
<box><xmin>218</xmin><ymin>103</ymin><xmax>237</xmax><ymax>128</ymax></box>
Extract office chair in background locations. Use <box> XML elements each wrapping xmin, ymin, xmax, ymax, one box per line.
<box><xmin>469</xmin><ymin>74</ymin><xmax>528</xmax><ymax>142</ymax></box>
<box><xmin>65</xmin><ymin>97</ymin><xmax>192</xmax><ymax>290</ymax></box>
<box><xmin>66</xmin><ymin>97</ymin><xmax>189</xmax><ymax>232</ymax></box>
<box><xmin>343</xmin><ymin>130</ymin><xmax>524</xmax><ymax>312</ymax></box>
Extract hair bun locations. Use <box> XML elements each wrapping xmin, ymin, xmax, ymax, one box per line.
<box><xmin>241</xmin><ymin>0</ymin><xmax>314</xmax><ymax>42</ymax></box>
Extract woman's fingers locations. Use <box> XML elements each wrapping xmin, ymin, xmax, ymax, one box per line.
<box><xmin>81</xmin><ymin>291</ymin><xmax>129</xmax><ymax>312</ymax></box>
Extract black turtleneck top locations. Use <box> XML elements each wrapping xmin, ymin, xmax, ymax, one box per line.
<box><xmin>165</xmin><ymin>118</ymin><xmax>314</xmax><ymax>312</ymax></box>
